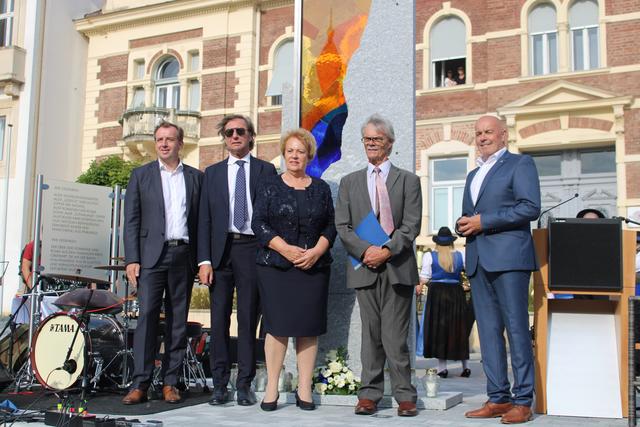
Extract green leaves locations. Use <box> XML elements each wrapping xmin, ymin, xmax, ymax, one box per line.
<box><xmin>76</xmin><ymin>156</ymin><xmax>141</xmax><ymax>188</ymax></box>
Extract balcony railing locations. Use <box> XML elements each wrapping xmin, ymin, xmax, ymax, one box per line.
<box><xmin>120</xmin><ymin>107</ymin><xmax>200</xmax><ymax>142</ymax></box>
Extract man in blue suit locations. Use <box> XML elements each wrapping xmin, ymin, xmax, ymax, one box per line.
<box><xmin>457</xmin><ymin>115</ymin><xmax>540</xmax><ymax>424</ymax></box>
<box><xmin>123</xmin><ymin>122</ymin><xmax>203</xmax><ymax>404</ymax></box>
<box><xmin>198</xmin><ymin>114</ymin><xmax>277</xmax><ymax>406</ymax></box>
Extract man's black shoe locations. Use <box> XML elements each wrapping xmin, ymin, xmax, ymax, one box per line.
<box><xmin>208</xmin><ymin>386</ymin><xmax>229</xmax><ymax>405</ymax></box>
<box><xmin>236</xmin><ymin>386</ymin><xmax>257</xmax><ymax>406</ymax></box>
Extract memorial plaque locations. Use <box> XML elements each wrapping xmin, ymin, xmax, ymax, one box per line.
<box><xmin>40</xmin><ymin>179</ymin><xmax>113</xmax><ymax>283</ymax></box>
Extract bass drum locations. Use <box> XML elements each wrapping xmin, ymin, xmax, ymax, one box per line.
<box><xmin>31</xmin><ymin>313</ymin><xmax>126</xmax><ymax>390</ymax></box>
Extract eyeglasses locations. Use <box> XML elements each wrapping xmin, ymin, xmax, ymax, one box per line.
<box><xmin>224</xmin><ymin>128</ymin><xmax>247</xmax><ymax>138</ymax></box>
<box><xmin>361</xmin><ymin>136</ymin><xmax>385</xmax><ymax>144</ymax></box>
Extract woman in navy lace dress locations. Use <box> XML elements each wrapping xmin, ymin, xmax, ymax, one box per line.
<box><xmin>252</xmin><ymin>128</ymin><xmax>336</xmax><ymax>411</ymax></box>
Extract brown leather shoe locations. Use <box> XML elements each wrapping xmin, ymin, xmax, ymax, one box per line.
<box><xmin>465</xmin><ymin>401</ymin><xmax>514</xmax><ymax>418</ymax></box>
<box><xmin>397</xmin><ymin>401</ymin><xmax>418</xmax><ymax>417</ymax></box>
<box><xmin>122</xmin><ymin>388</ymin><xmax>148</xmax><ymax>405</ymax></box>
<box><xmin>501</xmin><ymin>405</ymin><xmax>533</xmax><ymax>424</ymax></box>
<box><xmin>354</xmin><ymin>398</ymin><xmax>377</xmax><ymax>415</ymax></box>
<box><xmin>162</xmin><ymin>385</ymin><xmax>181</xmax><ymax>404</ymax></box>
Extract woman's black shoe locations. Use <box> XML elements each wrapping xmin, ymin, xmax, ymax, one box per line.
<box><xmin>460</xmin><ymin>368</ymin><xmax>471</xmax><ymax>378</ymax></box>
<box><xmin>260</xmin><ymin>393</ymin><xmax>279</xmax><ymax>411</ymax></box>
<box><xmin>295</xmin><ymin>390</ymin><xmax>316</xmax><ymax>411</ymax></box>
<box><xmin>436</xmin><ymin>369</ymin><xmax>448</xmax><ymax>378</ymax></box>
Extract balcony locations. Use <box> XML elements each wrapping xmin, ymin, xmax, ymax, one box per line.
<box><xmin>119</xmin><ymin>107</ymin><xmax>200</xmax><ymax>160</ymax></box>
<box><xmin>0</xmin><ymin>46</ymin><xmax>26</xmax><ymax>96</ymax></box>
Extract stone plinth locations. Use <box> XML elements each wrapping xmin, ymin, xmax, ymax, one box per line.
<box><xmin>250</xmin><ymin>391</ymin><xmax>462</xmax><ymax>410</ymax></box>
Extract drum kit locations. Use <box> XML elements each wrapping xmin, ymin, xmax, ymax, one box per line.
<box><xmin>10</xmin><ymin>261</ymin><xmax>136</xmax><ymax>395</ymax></box>
<box><xmin>9</xmin><ymin>258</ymin><xmax>208</xmax><ymax>398</ymax></box>
<box><xmin>7</xmin><ymin>261</ymin><xmax>136</xmax><ymax>394</ymax></box>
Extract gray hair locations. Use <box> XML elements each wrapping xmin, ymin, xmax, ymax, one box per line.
<box><xmin>361</xmin><ymin>113</ymin><xmax>395</xmax><ymax>144</ymax></box>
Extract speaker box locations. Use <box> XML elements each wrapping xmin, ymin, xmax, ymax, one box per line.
<box><xmin>548</xmin><ymin>218</ymin><xmax>622</xmax><ymax>292</ymax></box>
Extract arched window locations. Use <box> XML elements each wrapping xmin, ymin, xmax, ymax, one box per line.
<box><xmin>154</xmin><ymin>57</ymin><xmax>180</xmax><ymax>109</ymax></box>
<box><xmin>569</xmin><ymin>0</ymin><xmax>599</xmax><ymax>71</ymax></box>
<box><xmin>265</xmin><ymin>39</ymin><xmax>294</xmax><ymax>106</ymax></box>
<box><xmin>430</xmin><ymin>16</ymin><xmax>466</xmax><ymax>88</ymax></box>
<box><xmin>529</xmin><ymin>3</ymin><xmax>558</xmax><ymax>76</ymax></box>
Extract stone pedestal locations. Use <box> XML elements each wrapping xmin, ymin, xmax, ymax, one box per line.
<box><xmin>280</xmin><ymin>0</ymin><xmax>416</xmax><ymax>386</ymax></box>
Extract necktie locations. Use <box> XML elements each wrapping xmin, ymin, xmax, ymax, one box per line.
<box><xmin>374</xmin><ymin>167</ymin><xmax>394</xmax><ymax>235</ymax></box>
<box><xmin>234</xmin><ymin>160</ymin><xmax>248</xmax><ymax>231</ymax></box>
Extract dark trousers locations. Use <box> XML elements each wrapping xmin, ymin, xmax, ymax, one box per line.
<box><xmin>132</xmin><ymin>244</ymin><xmax>194</xmax><ymax>389</ymax></box>
<box><xmin>470</xmin><ymin>266</ymin><xmax>534</xmax><ymax>407</ymax></box>
<box><xmin>356</xmin><ymin>269</ymin><xmax>416</xmax><ymax>403</ymax></box>
<box><xmin>209</xmin><ymin>236</ymin><xmax>259</xmax><ymax>388</ymax></box>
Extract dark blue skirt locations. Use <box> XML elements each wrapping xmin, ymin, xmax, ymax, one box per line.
<box><xmin>257</xmin><ymin>265</ymin><xmax>330</xmax><ymax>337</ymax></box>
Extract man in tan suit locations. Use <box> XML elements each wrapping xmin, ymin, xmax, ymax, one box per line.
<box><xmin>335</xmin><ymin>114</ymin><xmax>422</xmax><ymax>417</ymax></box>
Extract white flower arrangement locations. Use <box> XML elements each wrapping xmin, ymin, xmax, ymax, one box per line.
<box><xmin>313</xmin><ymin>347</ymin><xmax>361</xmax><ymax>395</ymax></box>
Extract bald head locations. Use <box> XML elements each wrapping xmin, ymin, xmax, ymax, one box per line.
<box><xmin>475</xmin><ymin>115</ymin><xmax>507</xmax><ymax>161</ymax></box>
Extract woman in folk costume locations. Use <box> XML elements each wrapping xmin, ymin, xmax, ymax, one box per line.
<box><xmin>416</xmin><ymin>227</ymin><xmax>470</xmax><ymax>378</ymax></box>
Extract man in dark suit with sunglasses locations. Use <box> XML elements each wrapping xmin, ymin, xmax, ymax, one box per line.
<box><xmin>198</xmin><ymin>114</ymin><xmax>277</xmax><ymax>406</ymax></box>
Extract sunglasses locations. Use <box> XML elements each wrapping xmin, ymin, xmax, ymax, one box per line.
<box><xmin>224</xmin><ymin>128</ymin><xmax>247</xmax><ymax>138</ymax></box>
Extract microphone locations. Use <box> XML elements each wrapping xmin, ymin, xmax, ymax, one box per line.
<box><xmin>537</xmin><ymin>193</ymin><xmax>579</xmax><ymax>228</ymax></box>
<box><xmin>62</xmin><ymin>359</ymin><xmax>77</xmax><ymax>374</ymax></box>
<box><xmin>613</xmin><ymin>215</ymin><xmax>640</xmax><ymax>226</ymax></box>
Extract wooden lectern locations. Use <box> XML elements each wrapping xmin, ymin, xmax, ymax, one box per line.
<box><xmin>532</xmin><ymin>228</ymin><xmax>636</xmax><ymax>415</ymax></box>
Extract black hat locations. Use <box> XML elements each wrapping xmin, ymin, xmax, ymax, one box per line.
<box><xmin>576</xmin><ymin>208</ymin><xmax>605</xmax><ymax>219</ymax></box>
<box><xmin>432</xmin><ymin>226</ymin><xmax>457</xmax><ymax>245</ymax></box>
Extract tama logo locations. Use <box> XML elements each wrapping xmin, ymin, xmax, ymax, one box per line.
<box><xmin>49</xmin><ymin>323</ymin><xmax>75</xmax><ymax>333</ymax></box>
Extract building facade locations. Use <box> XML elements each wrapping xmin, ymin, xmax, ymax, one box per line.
<box><xmin>415</xmin><ymin>0</ymin><xmax>639</xmax><ymax>247</ymax></box>
<box><xmin>75</xmin><ymin>0</ymin><xmax>294</xmax><ymax>173</ymax></box>
<box><xmin>74</xmin><ymin>0</ymin><xmax>639</xmax><ymax>251</ymax></box>
<box><xmin>0</xmin><ymin>0</ymin><xmax>102</xmax><ymax>311</ymax></box>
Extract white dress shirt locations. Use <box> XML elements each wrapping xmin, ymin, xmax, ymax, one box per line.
<box><xmin>227</xmin><ymin>152</ymin><xmax>254</xmax><ymax>235</ymax></box>
<box><xmin>158</xmin><ymin>160</ymin><xmax>189</xmax><ymax>241</ymax></box>
<box><xmin>366</xmin><ymin>160</ymin><xmax>391</xmax><ymax>213</ymax></box>
<box><xmin>470</xmin><ymin>147</ymin><xmax>507</xmax><ymax>205</ymax></box>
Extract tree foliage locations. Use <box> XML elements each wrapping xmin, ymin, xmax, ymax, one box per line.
<box><xmin>76</xmin><ymin>155</ymin><xmax>140</xmax><ymax>188</ymax></box>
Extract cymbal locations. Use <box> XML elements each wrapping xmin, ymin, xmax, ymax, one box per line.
<box><xmin>54</xmin><ymin>288</ymin><xmax>122</xmax><ymax>315</ymax></box>
<box><xmin>44</xmin><ymin>273</ymin><xmax>110</xmax><ymax>285</ymax></box>
<box><xmin>94</xmin><ymin>264</ymin><xmax>126</xmax><ymax>271</ymax></box>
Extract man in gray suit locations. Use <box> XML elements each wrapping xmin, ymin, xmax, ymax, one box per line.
<box><xmin>335</xmin><ymin>114</ymin><xmax>422</xmax><ymax>417</ymax></box>
<box><xmin>123</xmin><ymin>122</ymin><xmax>203</xmax><ymax>405</ymax></box>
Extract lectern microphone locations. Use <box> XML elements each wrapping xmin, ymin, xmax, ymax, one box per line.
<box><xmin>613</xmin><ymin>215</ymin><xmax>640</xmax><ymax>227</ymax></box>
<box><xmin>537</xmin><ymin>193</ymin><xmax>579</xmax><ymax>228</ymax></box>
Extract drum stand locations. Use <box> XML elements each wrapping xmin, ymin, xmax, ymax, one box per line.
<box><xmin>115</xmin><ymin>275</ymin><xmax>134</xmax><ymax>389</ymax></box>
<box><xmin>12</xmin><ymin>281</ymin><xmax>46</xmax><ymax>391</ymax></box>
<box><xmin>182</xmin><ymin>342</ymin><xmax>208</xmax><ymax>392</ymax></box>
<box><xmin>0</xmin><ymin>293</ymin><xmax>29</xmax><ymax>375</ymax></box>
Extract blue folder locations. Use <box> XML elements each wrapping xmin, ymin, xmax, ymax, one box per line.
<box><xmin>350</xmin><ymin>211</ymin><xmax>391</xmax><ymax>270</ymax></box>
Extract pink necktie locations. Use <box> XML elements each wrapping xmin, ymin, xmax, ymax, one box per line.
<box><xmin>374</xmin><ymin>167</ymin><xmax>394</xmax><ymax>235</ymax></box>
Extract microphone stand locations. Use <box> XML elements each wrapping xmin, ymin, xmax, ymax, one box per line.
<box><xmin>537</xmin><ymin>193</ymin><xmax>580</xmax><ymax>228</ymax></box>
<box><xmin>60</xmin><ymin>290</ymin><xmax>94</xmax><ymax>389</ymax></box>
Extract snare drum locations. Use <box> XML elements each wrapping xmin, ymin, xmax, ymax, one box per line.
<box><xmin>31</xmin><ymin>313</ymin><xmax>126</xmax><ymax>390</ymax></box>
